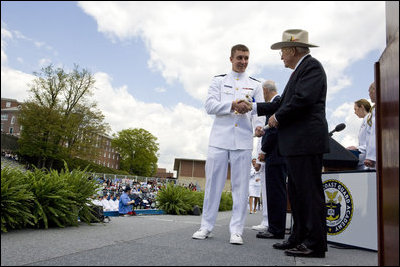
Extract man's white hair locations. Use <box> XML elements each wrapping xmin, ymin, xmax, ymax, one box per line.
<box><xmin>262</xmin><ymin>80</ymin><xmax>277</xmax><ymax>92</ymax></box>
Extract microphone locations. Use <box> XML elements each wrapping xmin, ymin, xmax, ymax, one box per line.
<box><xmin>329</xmin><ymin>123</ymin><xmax>346</xmax><ymax>136</ymax></box>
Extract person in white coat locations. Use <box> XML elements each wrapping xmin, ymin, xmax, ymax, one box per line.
<box><xmin>251</xmin><ymin>134</ymin><xmax>269</xmax><ymax>232</ymax></box>
<box><xmin>192</xmin><ymin>44</ymin><xmax>265</xmax><ymax>245</ymax></box>
<box><xmin>249</xmin><ymin>158</ymin><xmax>262</xmax><ymax>214</ymax></box>
<box><xmin>111</xmin><ymin>195</ymin><xmax>120</xmax><ymax>211</ymax></box>
<box><xmin>346</xmin><ymin>99</ymin><xmax>371</xmax><ymax>170</ymax></box>
<box><xmin>101</xmin><ymin>195</ymin><xmax>112</xmax><ymax>211</ymax></box>
<box><xmin>364</xmin><ymin>82</ymin><xmax>376</xmax><ymax>169</ymax></box>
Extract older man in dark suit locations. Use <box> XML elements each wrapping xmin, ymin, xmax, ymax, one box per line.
<box><xmin>256</xmin><ymin>80</ymin><xmax>288</xmax><ymax>240</ymax></box>
<box><xmin>253</xmin><ymin>29</ymin><xmax>330</xmax><ymax>258</ymax></box>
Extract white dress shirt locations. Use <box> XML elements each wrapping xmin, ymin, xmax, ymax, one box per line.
<box><xmin>356</xmin><ymin>115</ymin><xmax>369</xmax><ymax>167</ymax></box>
<box><xmin>365</xmin><ymin>106</ymin><xmax>376</xmax><ymax>165</ymax></box>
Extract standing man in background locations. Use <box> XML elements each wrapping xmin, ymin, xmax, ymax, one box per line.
<box><xmin>253</xmin><ymin>29</ymin><xmax>329</xmax><ymax>258</ymax></box>
<box><xmin>251</xmin><ymin>137</ymin><xmax>269</xmax><ymax>232</ymax></box>
<box><xmin>192</xmin><ymin>44</ymin><xmax>265</xmax><ymax>245</ymax></box>
<box><xmin>255</xmin><ymin>80</ymin><xmax>288</xmax><ymax>240</ymax></box>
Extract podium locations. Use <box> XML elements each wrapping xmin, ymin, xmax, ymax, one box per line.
<box><xmin>323</xmin><ymin>137</ymin><xmax>359</xmax><ymax>171</ymax></box>
<box><xmin>322</xmin><ymin>137</ymin><xmax>377</xmax><ymax>251</ymax></box>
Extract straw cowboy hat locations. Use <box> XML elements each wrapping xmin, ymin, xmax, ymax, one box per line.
<box><xmin>271</xmin><ymin>29</ymin><xmax>318</xmax><ymax>50</ymax></box>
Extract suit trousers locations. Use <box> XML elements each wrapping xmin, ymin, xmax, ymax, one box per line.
<box><xmin>285</xmin><ymin>154</ymin><xmax>327</xmax><ymax>252</ymax></box>
<box><xmin>201</xmin><ymin>146</ymin><xmax>252</xmax><ymax>235</ymax></box>
<box><xmin>265</xmin><ymin>161</ymin><xmax>287</xmax><ymax>236</ymax></box>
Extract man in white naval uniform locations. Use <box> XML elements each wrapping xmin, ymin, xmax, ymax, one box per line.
<box><xmin>192</xmin><ymin>44</ymin><xmax>265</xmax><ymax>245</ymax></box>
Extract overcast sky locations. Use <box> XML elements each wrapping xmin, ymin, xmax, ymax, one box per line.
<box><xmin>1</xmin><ymin>1</ymin><xmax>386</xmax><ymax>173</ymax></box>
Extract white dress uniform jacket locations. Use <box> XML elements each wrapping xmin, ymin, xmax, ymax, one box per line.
<box><xmin>356</xmin><ymin>115</ymin><xmax>369</xmax><ymax>169</ymax></box>
<box><xmin>205</xmin><ymin>71</ymin><xmax>265</xmax><ymax>149</ymax></box>
<box><xmin>365</xmin><ymin>106</ymin><xmax>376</xmax><ymax>168</ymax></box>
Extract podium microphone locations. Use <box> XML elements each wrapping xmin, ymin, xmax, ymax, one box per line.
<box><xmin>329</xmin><ymin>123</ymin><xmax>346</xmax><ymax>136</ymax></box>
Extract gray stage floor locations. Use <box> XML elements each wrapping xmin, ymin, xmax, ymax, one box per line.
<box><xmin>1</xmin><ymin>211</ymin><xmax>378</xmax><ymax>266</ymax></box>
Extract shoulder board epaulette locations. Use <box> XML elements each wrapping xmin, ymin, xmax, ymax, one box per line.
<box><xmin>249</xmin><ymin>76</ymin><xmax>261</xmax><ymax>83</ymax></box>
<box><xmin>214</xmin><ymin>74</ymin><xmax>227</xmax><ymax>77</ymax></box>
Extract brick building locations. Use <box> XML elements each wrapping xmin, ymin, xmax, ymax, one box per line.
<box><xmin>1</xmin><ymin>98</ymin><xmax>22</xmax><ymax>136</ymax></box>
<box><xmin>1</xmin><ymin>97</ymin><xmax>121</xmax><ymax>170</ymax></box>
<box><xmin>154</xmin><ymin>168</ymin><xmax>174</xmax><ymax>179</ymax></box>
<box><xmin>173</xmin><ymin>158</ymin><xmax>231</xmax><ymax>192</ymax></box>
<box><xmin>92</xmin><ymin>133</ymin><xmax>121</xmax><ymax>170</ymax></box>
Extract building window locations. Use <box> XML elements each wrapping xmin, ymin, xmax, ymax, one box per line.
<box><xmin>1</xmin><ymin>114</ymin><xmax>8</xmax><ymax>121</ymax></box>
<box><xmin>6</xmin><ymin>102</ymin><xmax>11</xmax><ymax>108</ymax></box>
<box><xmin>11</xmin><ymin>116</ymin><xmax>15</xmax><ymax>125</ymax></box>
<box><xmin>9</xmin><ymin>127</ymin><xmax>13</xmax><ymax>134</ymax></box>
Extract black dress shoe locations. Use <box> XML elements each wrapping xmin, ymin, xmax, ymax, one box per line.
<box><xmin>272</xmin><ymin>240</ymin><xmax>297</xmax><ymax>250</ymax></box>
<box><xmin>284</xmin><ymin>244</ymin><xmax>325</xmax><ymax>258</ymax></box>
<box><xmin>256</xmin><ymin>231</ymin><xmax>284</xmax><ymax>239</ymax></box>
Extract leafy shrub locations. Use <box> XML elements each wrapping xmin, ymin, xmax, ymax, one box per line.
<box><xmin>156</xmin><ymin>183</ymin><xmax>232</xmax><ymax>215</ymax></box>
<box><xmin>191</xmin><ymin>190</ymin><xmax>205</xmax><ymax>209</ymax></box>
<box><xmin>219</xmin><ymin>191</ymin><xmax>233</xmax><ymax>211</ymax></box>
<box><xmin>54</xmin><ymin>163</ymin><xmax>102</xmax><ymax>224</ymax></box>
<box><xmin>156</xmin><ymin>183</ymin><xmax>196</xmax><ymax>215</ymax></box>
<box><xmin>25</xmin><ymin>167</ymin><xmax>79</xmax><ymax>229</ymax></box>
<box><xmin>1</xmin><ymin>167</ymin><xmax>36</xmax><ymax>232</ymax></box>
<box><xmin>1</xmin><ymin>161</ymin><xmax>100</xmax><ymax>232</ymax></box>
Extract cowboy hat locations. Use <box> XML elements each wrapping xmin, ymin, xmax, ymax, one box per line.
<box><xmin>271</xmin><ymin>29</ymin><xmax>318</xmax><ymax>50</ymax></box>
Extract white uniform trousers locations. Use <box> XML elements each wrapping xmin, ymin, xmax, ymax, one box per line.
<box><xmin>200</xmin><ymin>146</ymin><xmax>252</xmax><ymax>235</ymax></box>
<box><xmin>259</xmin><ymin>162</ymin><xmax>269</xmax><ymax>227</ymax></box>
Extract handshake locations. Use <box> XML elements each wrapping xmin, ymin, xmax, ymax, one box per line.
<box><xmin>232</xmin><ymin>99</ymin><xmax>253</xmax><ymax>114</ymax></box>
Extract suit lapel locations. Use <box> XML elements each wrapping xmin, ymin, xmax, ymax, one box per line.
<box><xmin>280</xmin><ymin>55</ymin><xmax>311</xmax><ymax>102</ymax></box>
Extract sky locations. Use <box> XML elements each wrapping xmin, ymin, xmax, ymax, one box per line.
<box><xmin>1</xmin><ymin>1</ymin><xmax>387</xmax><ymax>174</ymax></box>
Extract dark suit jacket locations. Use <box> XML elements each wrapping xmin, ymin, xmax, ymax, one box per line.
<box><xmin>261</xmin><ymin>95</ymin><xmax>286</xmax><ymax>165</ymax></box>
<box><xmin>257</xmin><ymin>55</ymin><xmax>329</xmax><ymax>157</ymax></box>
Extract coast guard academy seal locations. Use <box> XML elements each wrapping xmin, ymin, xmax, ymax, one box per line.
<box><xmin>323</xmin><ymin>179</ymin><xmax>354</xmax><ymax>235</ymax></box>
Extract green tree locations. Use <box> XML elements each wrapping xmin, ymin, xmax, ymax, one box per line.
<box><xmin>111</xmin><ymin>128</ymin><xmax>159</xmax><ymax>176</ymax></box>
<box><xmin>17</xmin><ymin>64</ymin><xmax>110</xmax><ymax>169</ymax></box>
